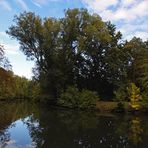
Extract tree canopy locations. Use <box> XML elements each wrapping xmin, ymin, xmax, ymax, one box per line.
<box><xmin>6</xmin><ymin>9</ymin><xmax>148</xmax><ymax>103</ymax></box>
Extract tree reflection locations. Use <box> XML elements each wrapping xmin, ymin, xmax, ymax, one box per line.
<box><xmin>24</xmin><ymin>109</ymin><xmax>131</xmax><ymax>148</ymax></box>
<box><xmin>128</xmin><ymin>117</ymin><xmax>143</xmax><ymax>145</ymax></box>
<box><xmin>0</xmin><ymin>102</ymin><xmax>147</xmax><ymax>148</ymax></box>
<box><xmin>0</xmin><ymin>101</ymin><xmax>37</xmax><ymax>147</ymax></box>
<box><xmin>0</xmin><ymin>130</ymin><xmax>10</xmax><ymax>147</ymax></box>
<box><xmin>116</xmin><ymin>115</ymin><xmax>144</xmax><ymax>147</ymax></box>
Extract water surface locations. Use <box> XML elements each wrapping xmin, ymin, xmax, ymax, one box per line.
<box><xmin>0</xmin><ymin>101</ymin><xmax>148</xmax><ymax>148</ymax></box>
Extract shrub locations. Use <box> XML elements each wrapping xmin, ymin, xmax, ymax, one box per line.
<box><xmin>78</xmin><ymin>89</ymin><xmax>98</xmax><ymax>109</ymax></box>
<box><xmin>58</xmin><ymin>86</ymin><xmax>79</xmax><ymax>108</ymax></box>
<box><xmin>114</xmin><ymin>84</ymin><xmax>128</xmax><ymax>112</ymax></box>
<box><xmin>128</xmin><ymin>83</ymin><xmax>142</xmax><ymax>110</ymax></box>
<box><xmin>114</xmin><ymin>86</ymin><xmax>127</xmax><ymax>102</ymax></box>
<box><xmin>58</xmin><ymin>86</ymin><xmax>99</xmax><ymax>109</ymax></box>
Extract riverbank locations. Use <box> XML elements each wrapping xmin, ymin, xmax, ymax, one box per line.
<box><xmin>96</xmin><ymin>101</ymin><xmax>127</xmax><ymax>112</ymax></box>
<box><xmin>55</xmin><ymin>100</ymin><xmax>147</xmax><ymax>114</ymax></box>
<box><xmin>0</xmin><ymin>99</ymin><xmax>147</xmax><ymax>114</ymax></box>
<box><xmin>96</xmin><ymin>101</ymin><xmax>148</xmax><ymax>114</ymax></box>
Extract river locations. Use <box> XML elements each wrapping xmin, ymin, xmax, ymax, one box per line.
<box><xmin>0</xmin><ymin>101</ymin><xmax>148</xmax><ymax>148</ymax></box>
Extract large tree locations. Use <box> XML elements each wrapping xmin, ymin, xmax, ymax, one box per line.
<box><xmin>7</xmin><ymin>9</ymin><xmax>134</xmax><ymax>99</ymax></box>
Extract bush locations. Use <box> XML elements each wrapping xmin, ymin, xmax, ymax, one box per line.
<box><xmin>114</xmin><ymin>86</ymin><xmax>127</xmax><ymax>102</ymax></box>
<box><xmin>79</xmin><ymin>89</ymin><xmax>98</xmax><ymax>109</ymax></box>
<box><xmin>128</xmin><ymin>83</ymin><xmax>142</xmax><ymax>110</ymax></box>
<box><xmin>58</xmin><ymin>86</ymin><xmax>99</xmax><ymax>109</ymax></box>
<box><xmin>58</xmin><ymin>87</ymin><xmax>79</xmax><ymax>108</ymax></box>
<box><xmin>114</xmin><ymin>84</ymin><xmax>128</xmax><ymax>112</ymax></box>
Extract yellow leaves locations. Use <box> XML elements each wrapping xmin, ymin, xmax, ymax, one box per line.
<box><xmin>128</xmin><ymin>117</ymin><xmax>143</xmax><ymax>145</ymax></box>
<box><xmin>130</xmin><ymin>103</ymin><xmax>141</xmax><ymax>110</ymax></box>
<box><xmin>128</xmin><ymin>83</ymin><xmax>142</xmax><ymax>110</ymax></box>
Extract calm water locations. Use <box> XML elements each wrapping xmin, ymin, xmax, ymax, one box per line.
<box><xmin>0</xmin><ymin>102</ymin><xmax>148</xmax><ymax>148</ymax></box>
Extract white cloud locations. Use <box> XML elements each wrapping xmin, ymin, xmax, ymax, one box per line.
<box><xmin>130</xmin><ymin>0</ymin><xmax>148</xmax><ymax>17</ymax></box>
<box><xmin>0</xmin><ymin>31</ymin><xmax>8</xmax><ymax>38</ymax></box>
<box><xmin>0</xmin><ymin>42</ymin><xmax>34</xmax><ymax>78</ymax></box>
<box><xmin>0</xmin><ymin>0</ymin><xmax>12</xmax><ymax>11</ymax></box>
<box><xmin>82</xmin><ymin>0</ymin><xmax>148</xmax><ymax>40</ymax></box>
<box><xmin>134</xmin><ymin>31</ymin><xmax>148</xmax><ymax>41</ymax></box>
<box><xmin>0</xmin><ymin>42</ymin><xmax>19</xmax><ymax>55</ymax></box>
<box><xmin>31</xmin><ymin>0</ymin><xmax>42</xmax><ymax>8</ymax></box>
<box><xmin>83</xmin><ymin>0</ymin><xmax>148</xmax><ymax>21</ymax></box>
<box><xmin>15</xmin><ymin>0</ymin><xmax>28</xmax><ymax>10</ymax></box>
<box><xmin>32</xmin><ymin>0</ymin><xmax>59</xmax><ymax>6</ymax></box>
<box><xmin>119</xmin><ymin>21</ymin><xmax>148</xmax><ymax>34</ymax></box>
<box><xmin>126</xmin><ymin>32</ymin><xmax>148</xmax><ymax>41</ymax></box>
<box><xmin>5</xmin><ymin>140</ymin><xmax>16</xmax><ymax>145</ymax></box>
<box><xmin>5</xmin><ymin>44</ymin><xmax>19</xmax><ymax>55</ymax></box>
<box><xmin>121</xmin><ymin>0</ymin><xmax>136</xmax><ymax>7</ymax></box>
<box><xmin>0</xmin><ymin>32</ymin><xmax>19</xmax><ymax>55</ymax></box>
<box><xmin>83</xmin><ymin>0</ymin><xmax>118</xmax><ymax>12</ymax></box>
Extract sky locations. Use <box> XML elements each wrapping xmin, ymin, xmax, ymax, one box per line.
<box><xmin>0</xmin><ymin>0</ymin><xmax>148</xmax><ymax>79</ymax></box>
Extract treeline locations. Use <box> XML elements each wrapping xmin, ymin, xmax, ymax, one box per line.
<box><xmin>1</xmin><ymin>8</ymin><xmax>148</xmax><ymax>109</ymax></box>
<box><xmin>0</xmin><ymin>45</ymin><xmax>40</xmax><ymax>100</ymax></box>
<box><xmin>0</xmin><ymin>67</ymin><xmax>40</xmax><ymax>100</ymax></box>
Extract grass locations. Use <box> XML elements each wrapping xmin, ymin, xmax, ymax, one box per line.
<box><xmin>96</xmin><ymin>101</ymin><xmax>129</xmax><ymax>112</ymax></box>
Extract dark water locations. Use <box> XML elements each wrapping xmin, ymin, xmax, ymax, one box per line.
<box><xmin>0</xmin><ymin>102</ymin><xmax>148</xmax><ymax>148</ymax></box>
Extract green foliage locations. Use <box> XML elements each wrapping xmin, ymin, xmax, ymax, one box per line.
<box><xmin>114</xmin><ymin>85</ymin><xmax>127</xmax><ymax>102</ymax></box>
<box><xmin>13</xmin><ymin>76</ymin><xmax>30</xmax><ymax>99</ymax></box>
<box><xmin>0</xmin><ymin>46</ymin><xmax>14</xmax><ymax>100</ymax></box>
<box><xmin>2</xmin><ymin>8</ymin><xmax>148</xmax><ymax>106</ymax></box>
<box><xmin>13</xmin><ymin>77</ymin><xmax>41</xmax><ymax>100</ymax></box>
<box><xmin>79</xmin><ymin>90</ymin><xmax>98</xmax><ymax>109</ymax></box>
<box><xmin>0</xmin><ymin>68</ymin><xmax>15</xmax><ymax>99</ymax></box>
<box><xmin>7</xmin><ymin>9</ymin><xmax>127</xmax><ymax>99</ymax></box>
<box><xmin>0</xmin><ymin>67</ymin><xmax>41</xmax><ymax>100</ymax></box>
<box><xmin>58</xmin><ymin>86</ymin><xmax>98</xmax><ymax>109</ymax></box>
<box><xmin>58</xmin><ymin>87</ymin><xmax>79</xmax><ymax>108</ymax></box>
<box><xmin>114</xmin><ymin>84</ymin><xmax>129</xmax><ymax>112</ymax></box>
<box><xmin>142</xmin><ymin>92</ymin><xmax>148</xmax><ymax>109</ymax></box>
<box><xmin>124</xmin><ymin>38</ymin><xmax>148</xmax><ymax>86</ymax></box>
<box><xmin>29</xmin><ymin>82</ymin><xmax>41</xmax><ymax>101</ymax></box>
<box><xmin>128</xmin><ymin>83</ymin><xmax>142</xmax><ymax>110</ymax></box>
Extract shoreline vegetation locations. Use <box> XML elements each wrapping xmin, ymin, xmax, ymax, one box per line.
<box><xmin>0</xmin><ymin>99</ymin><xmax>148</xmax><ymax>114</ymax></box>
<box><xmin>0</xmin><ymin>8</ymin><xmax>148</xmax><ymax>114</ymax></box>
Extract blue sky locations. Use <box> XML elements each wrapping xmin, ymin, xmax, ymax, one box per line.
<box><xmin>0</xmin><ymin>0</ymin><xmax>147</xmax><ymax>78</ymax></box>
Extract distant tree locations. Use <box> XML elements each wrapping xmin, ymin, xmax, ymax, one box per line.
<box><xmin>0</xmin><ymin>44</ymin><xmax>42</xmax><ymax>100</ymax></box>
<box><xmin>13</xmin><ymin>76</ymin><xmax>30</xmax><ymax>99</ymax></box>
<box><xmin>124</xmin><ymin>38</ymin><xmax>148</xmax><ymax>109</ymax></box>
<box><xmin>0</xmin><ymin>45</ymin><xmax>14</xmax><ymax>99</ymax></box>
<box><xmin>0</xmin><ymin>68</ymin><xmax>15</xmax><ymax>99</ymax></box>
<box><xmin>0</xmin><ymin>45</ymin><xmax>11</xmax><ymax>70</ymax></box>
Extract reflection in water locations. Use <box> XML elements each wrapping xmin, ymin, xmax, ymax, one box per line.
<box><xmin>0</xmin><ymin>101</ymin><xmax>148</xmax><ymax>148</ymax></box>
<box><xmin>128</xmin><ymin>117</ymin><xmax>143</xmax><ymax>145</ymax></box>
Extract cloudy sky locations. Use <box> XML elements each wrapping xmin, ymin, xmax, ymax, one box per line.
<box><xmin>0</xmin><ymin>0</ymin><xmax>148</xmax><ymax>78</ymax></box>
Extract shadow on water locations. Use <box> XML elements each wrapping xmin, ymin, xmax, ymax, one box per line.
<box><xmin>0</xmin><ymin>101</ymin><xmax>148</xmax><ymax>148</ymax></box>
